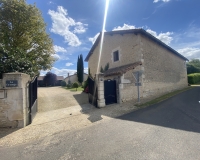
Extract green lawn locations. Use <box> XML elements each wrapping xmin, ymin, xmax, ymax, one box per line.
<box><xmin>63</xmin><ymin>86</ymin><xmax>84</xmax><ymax>92</ymax></box>
<box><xmin>135</xmin><ymin>86</ymin><xmax>193</xmax><ymax>108</ymax></box>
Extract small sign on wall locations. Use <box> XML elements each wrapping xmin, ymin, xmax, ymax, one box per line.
<box><xmin>6</xmin><ymin>80</ymin><xmax>18</xmax><ymax>87</ymax></box>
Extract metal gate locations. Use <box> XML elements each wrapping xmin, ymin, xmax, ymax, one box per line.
<box><xmin>29</xmin><ymin>77</ymin><xmax>37</xmax><ymax>124</ymax></box>
<box><xmin>88</xmin><ymin>76</ymin><xmax>98</xmax><ymax>107</ymax></box>
<box><xmin>104</xmin><ymin>79</ymin><xmax>117</xmax><ymax>105</ymax></box>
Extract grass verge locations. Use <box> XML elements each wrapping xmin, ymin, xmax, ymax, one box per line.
<box><xmin>63</xmin><ymin>86</ymin><xmax>84</xmax><ymax>92</ymax></box>
<box><xmin>135</xmin><ymin>86</ymin><xmax>193</xmax><ymax>108</ymax></box>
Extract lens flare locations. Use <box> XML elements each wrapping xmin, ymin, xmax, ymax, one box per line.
<box><xmin>92</xmin><ymin>0</ymin><xmax>110</xmax><ymax>107</ymax></box>
<box><xmin>96</xmin><ymin>0</ymin><xmax>110</xmax><ymax>75</ymax></box>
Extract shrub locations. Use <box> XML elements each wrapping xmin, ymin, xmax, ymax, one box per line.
<box><xmin>188</xmin><ymin>73</ymin><xmax>200</xmax><ymax>84</ymax></box>
<box><xmin>72</xmin><ymin>82</ymin><xmax>79</xmax><ymax>91</ymax></box>
<box><xmin>61</xmin><ymin>81</ymin><xmax>66</xmax><ymax>87</ymax></box>
<box><xmin>84</xmin><ymin>86</ymin><xmax>89</xmax><ymax>93</ymax></box>
<box><xmin>66</xmin><ymin>84</ymin><xmax>71</xmax><ymax>88</ymax></box>
<box><xmin>83</xmin><ymin>79</ymin><xmax>88</xmax><ymax>90</ymax></box>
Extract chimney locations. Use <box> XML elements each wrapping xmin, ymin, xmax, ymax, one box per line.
<box><xmin>68</xmin><ymin>73</ymin><xmax>69</xmax><ymax>77</ymax></box>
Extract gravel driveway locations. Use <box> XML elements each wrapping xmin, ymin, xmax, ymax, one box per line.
<box><xmin>38</xmin><ymin>87</ymin><xmax>88</xmax><ymax>112</ymax></box>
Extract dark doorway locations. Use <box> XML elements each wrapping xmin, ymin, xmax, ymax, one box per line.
<box><xmin>104</xmin><ymin>79</ymin><xmax>117</xmax><ymax>105</ymax></box>
<box><xmin>88</xmin><ymin>77</ymin><xmax>98</xmax><ymax>107</ymax></box>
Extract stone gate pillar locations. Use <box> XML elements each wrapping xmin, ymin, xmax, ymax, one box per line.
<box><xmin>0</xmin><ymin>72</ymin><xmax>30</xmax><ymax>128</ymax></box>
<box><xmin>96</xmin><ymin>73</ymin><xmax>105</xmax><ymax>108</ymax></box>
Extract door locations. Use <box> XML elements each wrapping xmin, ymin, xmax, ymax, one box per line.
<box><xmin>104</xmin><ymin>79</ymin><xmax>117</xmax><ymax>105</ymax></box>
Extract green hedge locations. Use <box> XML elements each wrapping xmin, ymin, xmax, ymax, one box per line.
<box><xmin>61</xmin><ymin>80</ymin><xmax>66</xmax><ymax>87</ymax></box>
<box><xmin>188</xmin><ymin>73</ymin><xmax>200</xmax><ymax>84</ymax></box>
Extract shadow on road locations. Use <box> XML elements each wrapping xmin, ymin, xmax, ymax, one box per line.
<box><xmin>78</xmin><ymin>87</ymin><xmax>200</xmax><ymax>134</ymax></box>
<box><xmin>117</xmin><ymin>87</ymin><xmax>200</xmax><ymax>133</ymax></box>
<box><xmin>73</xmin><ymin>92</ymin><xmax>89</xmax><ymax>105</ymax></box>
<box><xmin>0</xmin><ymin>128</ymin><xmax>19</xmax><ymax>139</ymax></box>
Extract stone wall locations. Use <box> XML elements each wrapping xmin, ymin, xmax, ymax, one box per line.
<box><xmin>140</xmin><ymin>34</ymin><xmax>188</xmax><ymax>98</ymax></box>
<box><xmin>64</xmin><ymin>74</ymin><xmax>88</xmax><ymax>85</ymax></box>
<box><xmin>0</xmin><ymin>73</ymin><xmax>30</xmax><ymax>128</ymax></box>
<box><xmin>88</xmin><ymin>32</ymin><xmax>188</xmax><ymax>104</ymax></box>
<box><xmin>88</xmin><ymin>33</ymin><xmax>141</xmax><ymax>77</ymax></box>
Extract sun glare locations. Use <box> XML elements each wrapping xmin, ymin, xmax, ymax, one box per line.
<box><xmin>96</xmin><ymin>0</ymin><xmax>110</xmax><ymax>75</ymax></box>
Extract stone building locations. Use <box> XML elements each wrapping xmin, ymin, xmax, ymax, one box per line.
<box><xmin>64</xmin><ymin>73</ymin><xmax>88</xmax><ymax>85</ymax></box>
<box><xmin>85</xmin><ymin>29</ymin><xmax>188</xmax><ymax>106</ymax></box>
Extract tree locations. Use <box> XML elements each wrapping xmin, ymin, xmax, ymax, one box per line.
<box><xmin>100</xmin><ymin>66</ymin><xmax>104</xmax><ymax>73</ymax></box>
<box><xmin>77</xmin><ymin>54</ymin><xmax>84</xmax><ymax>84</ymax></box>
<box><xmin>79</xmin><ymin>54</ymin><xmax>84</xmax><ymax>83</ymax></box>
<box><xmin>187</xmin><ymin>59</ymin><xmax>200</xmax><ymax>74</ymax></box>
<box><xmin>104</xmin><ymin>63</ymin><xmax>109</xmax><ymax>72</ymax></box>
<box><xmin>99</xmin><ymin>63</ymin><xmax>109</xmax><ymax>73</ymax></box>
<box><xmin>61</xmin><ymin>80</ymin><xmax>66</xmax><ymax>87</ymax></box>
<box><xmin>189</xmin><ymin>59</ymin><xmax>200</xmax><ymax>68</ymax></box>
<box><xmin>0</xmin><ymin>0</ymin><xmax>55</xmax><ymax>78</ymax></box>
<box><xmin>77</xmin><ymin>55</ymin><xmax>80</xmax><ymax>82</ymax></box>
<box><xmin>43</xmin><ymin>72</ymin><xmax>57</xmax><ymax>86</ymax></box>
<box><xmin>72</xmin><ymin>82</ymin><xmax>79</xmax><ymax>91</ymax></box>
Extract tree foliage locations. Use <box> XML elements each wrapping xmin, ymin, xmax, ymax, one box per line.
<box><xmin>104</xmin><ymin>63</ymin><xmax>109</xmax><ymax>72</ymax></box>
<box><xmin>77</xmin><ymin>54</ymin><xmax>84</xmax><ymax>84</ymax></box>
<box><xmin>61</xmin><ymin>80</ymin><xmax>66</xmax><ymax>87</ymax></box>
<box><xmin>0</xmin><ymin>0</ymin><xmax>55</xmax><ymax>77</ymax></box>
<box><xmin>187</xmin><ymin>59</ymin><xmax>200</xmax><ymax>74</ymax></box>
<box><xmin>100</xmin><ymin>66</ymin><xmax>104</xmax><ymax>73</ymax></box>
<box><xmin>79</xmin><ymin>54</ymin><xmax>84</xmax><ymax>83</ymax></box>
<box><xmin>100</xmin><ymin>63</ymin><xmax>109</xmax><ymax>73</ymax></box>
<box><xmin>77</xmin><ymin>55</ymin><xmax>80</xmax><ymax>81</ymax></box>
<box><xmin>72</xmin><ymin>82</ymin><xmax>79</xmax><ymax>91</ymax></box>
<box><xmin>43</xmin><ymin>72</ymin><xmax>57</xmax><ymax>86</ymax></box>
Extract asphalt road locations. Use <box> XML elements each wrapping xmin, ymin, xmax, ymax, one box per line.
<box><xmin>1</xmin><ymin>87</ymin><xmax>200</xmax><ymax>160</ymax></box>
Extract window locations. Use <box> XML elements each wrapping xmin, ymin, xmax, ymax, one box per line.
<box><xmin>113</xmin><ymin>50</ymin><xmax>119</xmax><ymax>62</ymax></box>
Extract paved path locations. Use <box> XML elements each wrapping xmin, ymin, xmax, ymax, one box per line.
<box><xmin>0</xmin><ymin>100</ymin><xmax>137</xmax><ymax>147</ymax></box>
<box><xmin>0</xmin><ymin>87</ymin><xmax>200</xmax><ymax>160</ymax></box>
<box><xmin>37</xmin><ymin>86</ymin><xmax>88</xmax><ymax>112</ymax></box>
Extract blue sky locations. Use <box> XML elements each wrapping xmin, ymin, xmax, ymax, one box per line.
<box><xmin>26</xmin><ymin>0</ymin><xmax>200</xmax><ymax>77</ymax></box>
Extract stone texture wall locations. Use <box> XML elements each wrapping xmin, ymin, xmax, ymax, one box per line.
<box><xmin>88</xmin><ymin>33</ymin><xmax>141</xmax><ymax>77</ymax></box>
<box><xmin>64</xmin><ymin>74</ymin><xmax>88</xmax><ymax>84</ymax></box>
<box><xmin>140</xmin><ymin>34</ymin><xmax>188</xmax><ymax>98</ymax></box>
<box><xmin>120</xmin><ymin>66</ymin><xmax>143</xmax><ymax>102</ymax></box>
<box><xmin>88</xmin><ymin>32</ymin><xmax>188</xmax><ymax>103</ymax></box>
<box><xmin>0</xmin><ymin>73</ymin><xmax>30</xmax><ymax>128</ymax></box>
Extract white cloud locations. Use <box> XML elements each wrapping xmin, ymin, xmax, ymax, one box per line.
<box><xmin>89</xmin><ymin>29</ymin><xmax>107</xmax><ymax>44</ymax></box>
<box><xmin>48</xmin><ymin>6</ymin><xmax>87</xmax><ymax>47</ymax></box>
<box><xmin>89</xmin><ymin>33</ymin><xmax>100</xmax><ymax>44</ymax></box>
<box><xmin>112</xmin><ymin>24</ymin><xmax>173</xmax><ymax>45</ymax></box>
<box><xmin>52</xmin><ymin>54</ymin><xmax>60</xmax><ymax>60</ymax></box>
<box><xmin>40</xmin><ymin>67</ymin><xmax>77</xmax><ymax>77</ymax></box>
<box><xmin>147</xmin><ymin>29</ymin><xmax>173</xmax><ymax>45</ymax></box>
<box><xmin>74</xmin><ymin>22</ymin><xmax>88</xmax><ymax>34</ymax></box>
<box><xmin>84</xmin><ymin>68</ymin><xmax>88</xmax><ymax>74</ymax></box>
<box><xmin>89</xmin><ymin>24</ymin><xmax>173</xmax><ymax>46</ymax></box>
<box><xmin>178</xmin><ymin>47</ymin><xmax>200</xmax><ymax>60</ymax></box>
<box><xmin>40</xmin><ymin>67</ymin><xmax>89</xmax><ymax>77</ymax></box>
<box><xmin>48</xmin><ymin>1</ymin><xmax>54</xmax><ymax>4</ymax></box>
<box><xmin>89</xmin><ymin>24</ymin><xmax>136</xmax><ymax>44</ymax></box>
<box><xmin>112</xmin><ymin>24</ymin><xmax>136</xmax><ymax>31</ymax></box>
<box><xmin>66</xmin><ymin>63</ymin><xmax>74</xmax><ymax>66</ymax></box>
<box><xmin>54</xmin><ymin>45</ymin><xmax>67</xmax><ymax>53</ymax></box>
<box><xmin>153</xmin><ymin>0</ymin><xmax>170</xmax><ymax>3</ymax></box>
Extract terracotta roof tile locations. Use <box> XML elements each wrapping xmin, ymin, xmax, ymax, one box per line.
<box><xmin>104</xmin><ymin>61</ymin><xmax>142</xmax><ymax>77</ymax></box>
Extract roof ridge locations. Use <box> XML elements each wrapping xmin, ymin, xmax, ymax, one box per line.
<box><xmin>85</xmin><ymin>29</ymin><xmax>188</xmax><ymax>62</ymax></box>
